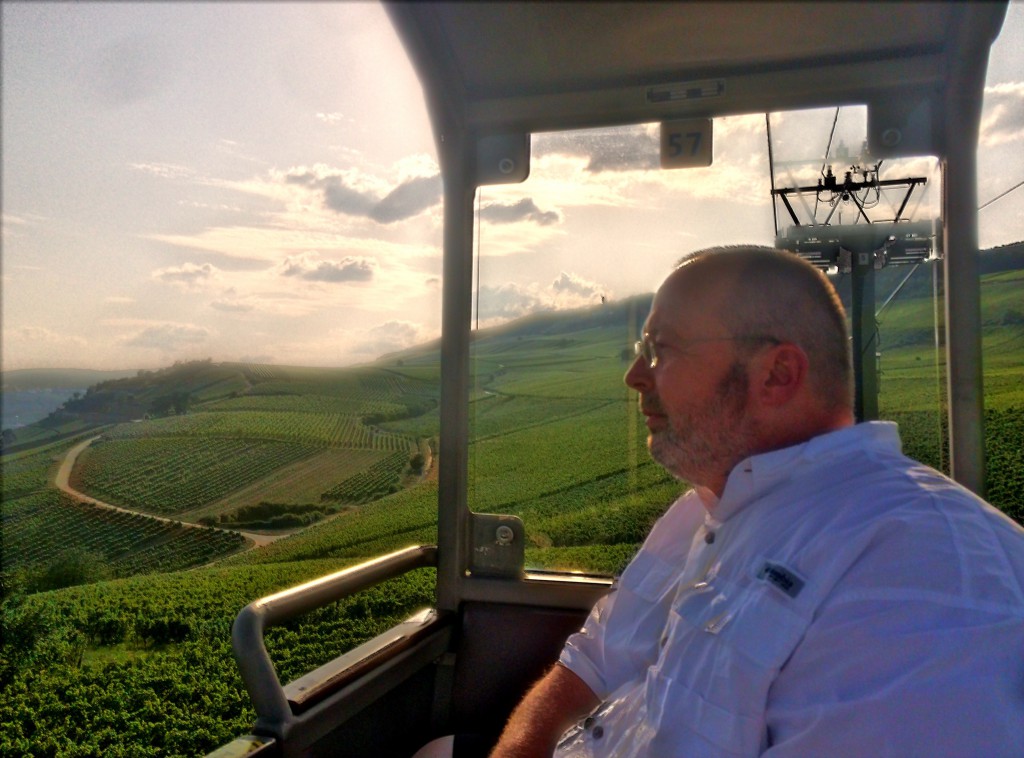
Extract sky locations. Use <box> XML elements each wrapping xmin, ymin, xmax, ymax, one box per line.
<box><xmin>2</xmin><ymin>1</ymin><xmax>1022</xmax><ymax>372</ymax></box>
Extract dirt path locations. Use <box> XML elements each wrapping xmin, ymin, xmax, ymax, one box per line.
<box><xmin>54</xmin><ymin>436</ymin><xmax>287</xmax><ymax>548</ymax></box>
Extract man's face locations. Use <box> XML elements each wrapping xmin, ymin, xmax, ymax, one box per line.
<box><xmin>624</xmin><ymin>272</ymin><xmax>758</xmax><ymax>490</ymax></box>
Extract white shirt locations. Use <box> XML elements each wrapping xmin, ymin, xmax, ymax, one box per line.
<box><xmin>557</xmin><ymin>422</ymin><xmax>1024</xmax><ymax>757</ymax></box>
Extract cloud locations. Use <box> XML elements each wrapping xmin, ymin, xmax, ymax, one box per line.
<box><xmin>480</xmin><ymin>198</ymin><xmax>561</xmax><ymax>225</ymax></box>
<box><xmin>285</xmin><ymin>167</ymin><xmax>441</xmax><ymax>223</ymax></box>
<box><xmin>104</xmin><ymin>296</ymin><xmax>135</xmax><ymax>305</ymax></box>
<box><xmin>316</xmin><ymin>112</ymin><xmax>351</xmax><ymax>125</ymax></box>
<box><xmin>476</xmin><ymin>282</ymin><xmax>546</xmax><ymax>322</ymax></box>
<box><xmin>320</xmin><ymin>179</ymin><xmax>376</xmax><ymax>216</ymax></box>
<box><xmin>120</xmin><ymin>323</ymin><xmax>210</xmax><ymax>350</ymax></box>
<box><xmin>130</xmin><ymin>162</ymin><xmax>194</xmax><ymax>180</ymax></box>
<box><xmin>981</xmin><ymin>82</ymin><xmax>1024</xmax><ymax>147</ymax></box>
<box><xmin>369</xmin><ymin>174</ymin><xmax>443</xmax><ymax>223</ymax></box>
<box><xmin>210</xmin><ymin>298</ymin><xmax>253</xmax><ymax>312</ymax></box>
<box><xmin>4</xmin><ymin>325</ymin><xmax>88</xmax><ymax>347</ymax></box>
<box><xmin>152</xmin><ymin>262</ymin><xmax>218</xmax><ymax>288</ymax></box>
<box><xmin>552</xmin><ymin>271</ymin><xmax>604</xmax><ymax>299</ymax></box>
<box><xmin>279</xmin><ymin>252</ymin><xmax>375</xmax><ymax>282</ymax></box>
<box><xmin>352</xmin><ymin>320</ymin><xmax>430</xmax><ymax>355</ymax></box>
<box><xmin>476</xmin><ymin>271</ymin><xmax>611</xmax><ymax>324</ymax></box>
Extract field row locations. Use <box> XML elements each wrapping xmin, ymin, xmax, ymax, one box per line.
<box><xmin>320</xmin><ymin>452</ymin><xmax>410</xmax><ymax>503</ymax></box>
<box><xmin>206</xmin><ymin>393</ymin><xmax>408</xmax><ymax>417</ymax></box>
<box><xmin>1</xmin><ymin>560</ymin><xmax>436</xmax><ymax>756</ymax></box>
<box><xmin>72</xmin><ymin>438</ymin><xmax>319</xmax><ymax>515</ymax></box>
<box><xmin>3</xmin><ymin>491</ymin><xmax>247</xmax><ymax>576</ymax></box>
<box><xmin>103</xmin><ymin>410</ymin><xmax>414</xmax><ymax>451</ymax></box>
<box><xmin>202</xmin><ymin>448</ymin><xmax>388</xmax><ymax>519</ymax></box>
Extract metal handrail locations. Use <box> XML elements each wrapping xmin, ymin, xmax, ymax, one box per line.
<box><xmin>231</xmin><ymin>545</ymin><xmax>439</xmax><ymax>736</ymax></box>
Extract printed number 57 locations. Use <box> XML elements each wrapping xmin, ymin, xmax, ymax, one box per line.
<box><xmin>668</xmin><ymin>131</ymin><xmax>702</xmax><ymax>157</ymax></box>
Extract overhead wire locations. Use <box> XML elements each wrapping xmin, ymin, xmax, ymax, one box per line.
<box><xmin>978</xmin><ymin>179</ymin><xmax>1024</xmax><ymax>211</ymax></box>
<box><xmin>766</xmin><ymin>114</ymin><xmax>779</xmax><ymax>237</ymax></box>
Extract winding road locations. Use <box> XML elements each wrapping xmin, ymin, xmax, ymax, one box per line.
<box><xmin>54</xmin><ymin>436</ymin><xmax>286</xmax><ymax>548</ymax></box>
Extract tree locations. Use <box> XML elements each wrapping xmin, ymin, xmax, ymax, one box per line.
<box><xmin>30</xmin><ymin>549</ymin><xmax>112</xmax><ymax>592</ymax></box>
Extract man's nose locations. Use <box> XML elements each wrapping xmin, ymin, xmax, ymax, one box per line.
<box><xmin>624</xmin><ymin>355</ymin><xmax>652</xmax><ymax>391</ymax></box>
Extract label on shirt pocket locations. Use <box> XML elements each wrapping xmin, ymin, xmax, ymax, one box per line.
<box><xmin>757</xmin><ymin>561</ymin><xmax>806</xmax><ymax>599</ymax></box>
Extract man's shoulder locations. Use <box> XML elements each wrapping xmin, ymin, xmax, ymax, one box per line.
<box><xmin>817</xmin><ymin>463</ymin><xmax>1024</xmax><ymax>613</ymax></box>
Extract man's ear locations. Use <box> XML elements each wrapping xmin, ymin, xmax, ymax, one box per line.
<box><xmin>753</xmin><ymin>343</ymin><xmax>809</xmax><ymax>407</ymax></box>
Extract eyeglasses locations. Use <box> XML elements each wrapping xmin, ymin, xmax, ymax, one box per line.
<box><xmin>633</xmin><ymin>333</ymin><xmax>781</xmax><ymax>369</ymax></box>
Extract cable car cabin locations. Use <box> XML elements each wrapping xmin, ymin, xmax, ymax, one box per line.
<box><xmin>210</xmin><ymin>3</ymin><xmax>1010</xmax><ymax>756</ymax></box>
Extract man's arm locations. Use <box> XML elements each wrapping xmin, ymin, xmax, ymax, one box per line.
<box><xmin>489</xmin><ymin>663</ymin><xmax>600</xmax><ymax>758</ymax></box>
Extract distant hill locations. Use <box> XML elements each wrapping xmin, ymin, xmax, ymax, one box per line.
<box><xmin>1</xmin><ymin>368</ymin><xmax>137</xmax><ymax>391</ymax></box>
<box><xmin>7</xmin><ymin>240</ymin><xmax>1020</xmax><ymax>435</ymax></box>
<box><xmin>2</xmin><ymin>369</ymin><xmax>140</xmax><ymax>432</ymax></box>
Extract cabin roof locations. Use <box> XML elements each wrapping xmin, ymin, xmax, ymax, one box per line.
<box><xmin>385</xmin><ymin>1</ymin><xmax>1008</xmax><ymax>139</ymax></box>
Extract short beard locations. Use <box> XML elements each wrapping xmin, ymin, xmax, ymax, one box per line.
<box><xmin>649</xmin><ymin>361</ymin><xmax>757</xmax><ymax>484</ymax></box>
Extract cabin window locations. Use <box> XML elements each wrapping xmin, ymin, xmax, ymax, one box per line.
<box><xmin>468</xmin><ymin>109</ymin><xmax>947</xmax><ymax>576</ymax></box>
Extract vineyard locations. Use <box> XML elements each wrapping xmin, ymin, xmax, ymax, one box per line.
<box><xmin>71</xmin><ymin>438</ymin><xmax>321</xmax><ymax>516</ymax></box>
<box><xmin>320</xmin><ymin>451</ymin><xmax>412</xmax><ymax>503</ymax></box>
<box><xmin>2</xmin><ymin>491</ymin><xmax>247</xmax><ymax>581</ymax></box>
<box><xmin>102</xmin><ymin>410</ymin><xmax>413</xmax><ymax>451</ymax></box>
<box><xmin>1</xmin><ymin>271</ymin><xmax>1022</xmax><ymax>757</ymax></box>
<box><xmin>0</xmin><ymin>560</ymin><xmax>436</xmax><ymax>756</ymax></box>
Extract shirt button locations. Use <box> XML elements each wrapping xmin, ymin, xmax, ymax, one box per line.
<box><xmin>592</xmin><ymin>726</ymin><xmax>604</xmax><ymax>739</ymax></box>
<box><xmin>705</xmin><ymin>530</ymin><xmax>715</xmax><ymax>544</ymax></box>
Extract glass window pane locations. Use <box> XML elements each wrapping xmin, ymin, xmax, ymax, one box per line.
<box><xmin>468</xmin><ymin>109</ymin><xmax>951</xmax><ymax>575</ymax></box>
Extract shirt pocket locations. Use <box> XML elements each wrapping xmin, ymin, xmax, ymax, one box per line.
<box><xmin>655</xmin><ymin>581</ymin><xmax>811</xmax><ymax>752</ymax></box>
<box><xmin>646</xmin><ymin>671</ymin><xmax>763</xmax><ymax>757</ymax></box>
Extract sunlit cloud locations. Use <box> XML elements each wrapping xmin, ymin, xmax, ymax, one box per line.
<box><xmin>371</xmin><ymin>174</ymin><xmax>443</xmax><ymax>223</ymax></box>
<box><xmin>119</xmin><ymin>322</ymin><xmax>211</xmax><ymax>350</ymax></box>
<box><xmin>480</xmin><ymin>198</ymin><xmax>561</xmax><ymax>225</ymax></box>
<box><xmin>279</xmin><ymin>252</ymin><xmax>376</xmax><ymax>282</ymax></box>
<box><xmin>152</xmin><ymin>262</ymin><xmax>219</xmax><ymax>289</ymax></box>
<box><xmin>476</xmin><ymin>271</ymin><xmax>609</xmax><ymax>325</ymax></box>
<box><xmin>4</xmin><ymin>325</ymin><xmax>88</xmax><ymax>347</ymax></box>
<box><xmin>143</xmin><ymin>214</ymin><xmax>439</xmax><ymax>265</ymax></box>
<box><xmin>2</xmin><ymin>212</ymin><xmax>48</xmax><ymax>241</ymax></box>
<box><xmin>177</xmin><ymin>199</ymin><xmax>246</xmax><ymax>212</ymax></box>
<box><xmin>209</xmin><ymin>297</ymin><xmax>254</xmax><ymax>312</ymax></box>
<box><xmin>130</xmin><ymin>162</ymin><xmax>194</xmax><ymax>179</ymax></box>
<box><xmin>316</xmin><ymin>112</ymin><xmax>351</xmax><ymax>124</ymax></box>
<box><xmin>552</xmin><ymin>271</ymin><xmax>606</xmax><ymax>299</ymax></box>
<box><xmin>104</xmin><ymin>296</ymin><xmax>135</xmax><ymax>305</ymax></box>
<box><xmin>285</xmin><ymin>165</ymin><xmax>442</xmax><ymax>223</ymax></box>
<box><xmin>350</xmin><ymin>319</ymin><xmax>433</xmax><ymax>356</ymax></box>
<box><xmin>980</xmin><ymin>82</ymin><xmax>1024</xmax><ymax>147</ymax></box>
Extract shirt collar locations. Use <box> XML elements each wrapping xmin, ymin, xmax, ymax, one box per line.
<box><xmin>709</xmin><ymin>421</ymin><xmax>902</xmax><ymax>523</ymax></box>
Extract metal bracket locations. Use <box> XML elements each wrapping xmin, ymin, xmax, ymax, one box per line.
<box><xmin>469</xmin><ymin>513</ymin><xmax>525</xmax><ymax>578</ymax></box>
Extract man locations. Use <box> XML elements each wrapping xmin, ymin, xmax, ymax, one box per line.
<box><xmin>488</xmin><ymin>246</ymin><xmax>1024</xmax><ymax>757</ymax></box>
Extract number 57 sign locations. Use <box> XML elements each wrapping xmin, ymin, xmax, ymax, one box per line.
<box><xmin>660</xmin><ymin>118</ymin><xmax>713</xmax><ymax>168</ymax></box>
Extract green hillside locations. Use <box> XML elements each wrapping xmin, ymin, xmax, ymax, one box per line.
<box><xmin>1</xmin><ymin>257</ymin><xmax>1021</xmax><ymax>757</ymax></box>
